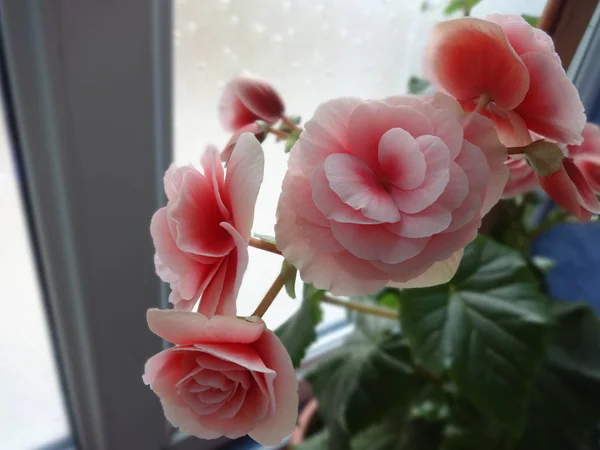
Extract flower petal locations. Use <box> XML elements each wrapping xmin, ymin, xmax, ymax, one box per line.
<box><xmin>146</xmin><ymin>309</ymin><xmax>265</xmax><ymax>346</ymax></box>
<box><xmin>516</xmin><ymin>52</ymin><xmax>585</xmax><ymax>145</ymax></box>
<box><xmin>387</xmin><ymin>249</ymin><xmax>463</xmax><ymax>289</ymax></box>
<box><xmin>225</xmin><ymin>133</ymin><xmax>265</xmax><ymax>241</ymax></box>
<box><xmin>324</xmin><ymin>153</ymin><xmax>399</xmax><ymax>223</ymax></box>
<box><xmin>378</xmin><ymin>128</ymin><xmax>426</xmax><ymax>190</ymax></box>
<box><xmin>249</xmin><ymin>330</ymin><xmax>299</xmax><ymax>446</ymax></box>
<box><xmin>385</xmin><ymin>204</ymin><xmax>452</xmax><ymax>239</ymax></box>
<box><xmin>426</xmin><ymin>18</ymin><xmax>530</xmax><ymax>110</ymax></box>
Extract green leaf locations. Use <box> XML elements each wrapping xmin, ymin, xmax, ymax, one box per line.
<box><xmin>377</xmin><ymin>287</ymin><xmax>401</xmax><ymax>310</ymax></box>
<box><xmin>281</xmin><ymin>259</ymin><xmax>298</xmax><ymax>299</ymax></box>
<box><xmin>399</xmin><ymin>236</ymin><xmax>551</xmax><ymax>434</ymax></box>
<box><xmin>275</xmin><ymin>284</ymin><xmax>323</xmax><ymax>367</ymax></box>
<box><xmin>407</xmin><ymin>76</ymin><xmax>431</xmax><ymax>94</ymax></box>
<box><xmin>285</xmin><ymin>129</ymin><xmax>302</xmax><ymax>153</ymax></box>
<box><xmin>443</xmin><ymin>0</ymin><xmax>482</xmax><ymax>15</ymax></box>
<box><xmin>521</xmin><ymin>14</ymin><xmax>539</xmax><ymax>27</ymax></box>
<box><xmin>306</xmin><ymin>330</ymin><xmax>425</xmax><ymax>435</ymax></box>
<box><xmin>294</xmin><ymin>429</ymin><xmax>329</xmax><ymax>450</ymax></box>
<box><xmin>515</xmin><ymin>302</ymin><xmax>600</xmax><ymax>450</ymax></box>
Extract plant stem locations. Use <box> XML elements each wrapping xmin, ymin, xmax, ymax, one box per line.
<box><xmin>282</xmin><ymin>115</ymin><xmax>302</xmax><ymax>132</ymax></box>
<box><xmin>267</xmin><ymin>127</ymin><xmax>291</xmax><ymax>140</ymax></box>
<box><xmin>252</xmin><ymin>266</ymin><xmax>294</xmax><ymax>317</ymax></box>
<box><xmin>249</xmin><ymin>237</ymin><xmax>281</xmax><ymax>255</ymax></box>
<box><xmin>473</xmin><ymin>93</ymin><xmax>491</xmax><ymax>114</ymax></box>
<box><xmin>320</xmin><ymin>294</ymin><xmax>399</xmax><ymax>320</ymax></box>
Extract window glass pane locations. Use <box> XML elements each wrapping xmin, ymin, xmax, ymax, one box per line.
<box><xmin>0</xmin><ymin>104</ymin><xmax>70</xmax><ymax>446</ymax></box>
<box><xmin>173</xmin><ymin>0</ymin><xmax>547</xmax><ymax>329</ymax></box>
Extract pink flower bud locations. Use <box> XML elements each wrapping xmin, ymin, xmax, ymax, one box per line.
<box><xmin>219</xmin><ymin>77</ymin><xmax>285</xmax><ymax>131</ymax></box>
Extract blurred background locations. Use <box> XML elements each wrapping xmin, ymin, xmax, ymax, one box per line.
<box><xmin>0</xmin><ymin>0</ymin><xmax>596</xmax><ymax>449</ymax></box>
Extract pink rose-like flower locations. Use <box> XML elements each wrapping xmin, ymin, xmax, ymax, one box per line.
<box><xmin>219</xmin><ymin>76</ymin><xmax>285</xmax><ymax>131</ymax></box>
<box><xmin>539</xmin><ymin>157</ymin><xmax>600</xmax><ymax>220</ymax></box>
<box><xmin>143</xmin><ymin>309</ymin><xmax>298</xmax><ymax>445</ymax></box>
<box><xmin>426</xmin><ymin>15</ymin><xmax>585</xmax><ymax>146</ymax></box>
<box><xmin>568</xmin><ymin>123</ymin><xmax>600</xmax><ymax>193</ymax></box>
<box><xmin>275</xmin><ymin>94</ymin><xmax>508</xmax><ymax>296</ymax></box>
<box><xmin>502</xmin><ymin>157</ymin><xmax>538</xmax><ymax>197</ymax></box>
<box><xmin>151</xmin><ymin>133</ymin><xmax>264</xmax><ymax>315</ymax></box>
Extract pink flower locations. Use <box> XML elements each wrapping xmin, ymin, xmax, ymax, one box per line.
<box><xmin>568</xmin><ymin>123</ymin><xmax>600</xmax><ymax>193</ymax></box>
<box><xmin>426</xmin><ymin>15</ymin><xmax>585</xmax><ymax>146</ymax></box>
<box><xmin>221</xmin><ymin>122</ymin><xmax>267</xmax><ymax>163</ymax></box>
<box><xmin>539</xmin><ymin>157</ymin><xmax>600</xmax><ymax>220</ymax></box>
<box><xmin>219</xmin><ymin>77</ymin><xmax>285</xmax><ymax>132</ymax></box>
<box><xmin>151</xmin><ymin>134</ymin><xmax>264</xmax><ymax>315</ymax></box>
<box><xmin>143</xmin><ymin>309</ymin><xmax>298</xmax><ymax>445</ymax></box>
<box><xmin>275</xmin><ymin>94</ymin><xmax>508</xmax><ymax>296</ymax></box>
<box><xmin>502</xmin><ymin>157</ymin><xmax>538</xmax><ymax>197</ymax></box>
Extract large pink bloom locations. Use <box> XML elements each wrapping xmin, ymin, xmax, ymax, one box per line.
<box><xmin>143</xmin><ymin>309</ymin><xmax>297</xmax><ymax>445</ymax></box>
<box><xmin>426</xmin><ymin>15</ymin><xmax>585</xmax><ymax>146</ymax></box>
<box><xmin>219</xmin><ymin>77</ymin><xmax>285</xmax><ymax>132</ymax></box>
<box><xmin>502</xmin><ymin>157</ymin><xmax>538</xmax><ymax>197</ymax></box>
<box><xmin>568</xmin><ymin>123</ymin><xmax>600</xmax><ymax>193</ymax></box>
<box><xmin>275</xmin><ymin>94</ymin><xmax>508</xmax><ymax>296</ymax></box>
<box><xmin>151</xmin><ymin>134</ymin><xmax>264</xmax><ymax>316</ymax></box>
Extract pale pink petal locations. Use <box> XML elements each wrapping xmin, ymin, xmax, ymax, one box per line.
<box><xmin>201</xmin><ymin>146</ymin><xmax>230</xmax><ymax>221</ymax></box>
<box><xmin>296</xmin><ymin>216</ymin><xmax>344</xmax><ymax>253</ymax></box>
<box><xmin>569</xmin><ymin>123</ymin><xmax>600</xmax><ymax>157</ymax></box>
<box><xmin>391</xmin><ymin>136</ymin><xmax>451</xmax><ymax>214</ymax></box>
<box><xmin>437</xmin><ymin>163</ymin><xmax>469</xmax><ymax>210</ymax></box>
<box><xmin>385</xmin><ymin>204</ymin><xmax>452</xmax><ymax>238</ymax></box>
<box><xmin>193</xmin><ymin>343</ymin><xmax>274</xmax><ymax>374</ymax></box>
<box><xmin>214</xmin><ymin>222</ymin><xmax>249</xmax><ymax>317</ymax></box>
<box><xmin>462</xmin><ymin>112</ymin><xmax>509</xmax><ymax>215</ymax></box>
<box><xmin>224</xmin><ymin>133</ymin><xmax>265</xmax><ymax>241</ymax></box>
<box><xmin>194</xmin><ymin>353</ymin><xmax>245</xmax><ymax>373</ymax></box>
<box><xmin>539</xmin><ymin>165</ymin><xmax>587</xmax><ymax>219</ymax></box>
<box><xmin>387</xmin><ymin>249</ymin><xmax>463</xmax><ymax>289</ymax></box>
<box><xmin>146</xmin><ymin>309</ymin><xmax>265</xmax><ymax>345</ymax></box>
<box><xmin>197</xmin><ymin>260</ymin><xmax>228</xmax><ymax>318</ymax></box>
<box><xmin>249</xmin><ymin>330</ymin><xmax>299</xmax><ymax>446</ymax></box>
<box><xmin>169</xmin><ymin>170</ymin><xmax>233</xmax><ymax>257</ymax></box>
<box><xmin>516</xmin><ymin>52</ymin><xmax>586</xmax><ymax>145</ymax></box>
<box><xmin>563</xmin><ymin>158</ymin><xmax>600</xmax><ymax>215</ymax></box>
<box><xmin>348</xmin><ymin>102</ymin><xmax>433</xmax><ymax>169</ymax></box>
<box><xmin>430</xmin><ymin>108</ymin><xmax>464</xmax><ymax>159</ymax></box>
<box><xmin>299</xmin><ymin>97</ymin><xmax>363</xmax><ymax>176</ymax></box>
<box><xmin>324</xmin><ymin>153</ymin><xmax>399</xmax><ymax>222</ymax></box>
<box><xmin>487</xmin><ymin>106</ymin><xmax>533</xmax><ymax>147</ymax></box>
<box><xmin>455</xmin><ymin>140</ymin><xmax>490</xmax><ymax>191</ymax></box>
<box><xmin>574</xmin><ymin>154</ymin><xmax>600</xmax><ymax>192</ymax></box>
<box><xmin>502</xmin><ymin>157</ymin><xmax>538</xmax><ymax>198</ymax></box>
<box><xmin>164</xmin><ymin>164</ymin><xmax>196</xmax><ymax>202</ymax></box>
<box><xmin>151</xmin><ymin>208</ymin><xmax>197</xmax><ymax>274</ymax></box>
<box><xmin>216</xmin><ymin>386</ymin><xmax>248</xmax><ymax>419</ymax></box>
<box><xmin>426</xmin><ymin>18</ymin><xmax>530</xmax><ymax>110</ymax></box>
<box><xmin>331</xmin><ymin>221</ymin><xmax>429</xmax><ymax>264</ymax></box>
<box><xmin>378</xmin><ymin>128</ymin><xmax>426</xmax><ymax>190</ymax></box>
<box><xmin>288</xmin><ymin>174</ymin><xmax>329</xmax><ymax>227</ymax></box>
<box><xmin>143</xmin><ymin>348</ymin><xmax>178</xmax><ymax>385</ymax></box>
<box><xmin>310</xmin><ymin>165</ymin><xmax>378</xmax><ymax>224</ymax></box>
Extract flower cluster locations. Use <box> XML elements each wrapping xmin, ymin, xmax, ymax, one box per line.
<box><xmin>143</xmin><ymin>14</ymin><xmax>599</xmax><ymax>445</ymax></box>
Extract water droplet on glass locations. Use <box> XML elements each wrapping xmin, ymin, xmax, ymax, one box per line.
<box><xmin>216</xmin><ymin>80</ymin><xmax>225</xmax><ymax>88</ymax></box>
<box><xmin>252</xmin><ymin>23</ymin><xmax>266</xmax><ymax>34</ymax></box>
<box><xmin>230</xmin><ymin>15</ymin><xmax>240</xmax><ymax>26</ymax></box>
<box><xmin>321</xmin><ymin>21</ymin><xmax>330</xmax><ymax>31</ymax></box>
<box><xmin>314</xmin><ymin>4</ymin><xmax>324</xmax><ymax>12</ymax></box>
<box><xmin>186</xmin><ymin>22</ymin><xmax>198</xmax><ymax>34</ymax></box>
<box><xmin>339</xmin><ymin>29</ymin><xmax>348</xmax><ymax>38</ymax></box>
<box><xmin>291</xmin><ymin>61</ymin><xmax>302</xmax><ymax>69</ymax></box>
<box><xmin>272</xmin><ymin>33</ymin><xmax>283</xmax><ymax>43</ymax></box>
<box><xmin>240</xmin><ymin>68</ymin><xmax>253</xmax><ymax>76</ymax></box>
<box><xmin>325</xmin><ymin>69</ymin><xmax>333</xmax><ymax>77</ymax></box>
<box><xmin>287</xmin><ymin>27</ymin><xmax>296</xmax><ymax>37</ymax></box>
<box><xmin>173</xmin><ymin>30</ymin><xmax>181</xmax><ymax>39</ymax></box>
<box><xmin>282</xmin><ymin>0</ymin><xmax>292</xmax><ymax>10</ymax></box>
<box><xmin>195</xmin><ymin>61</ymin><xmax>208</xmax><ymax>71</ymax></box>
<box><xmin>223</xmin><ymin>46</ymin><xmax>232</xmax><ymax>55</ymax></box>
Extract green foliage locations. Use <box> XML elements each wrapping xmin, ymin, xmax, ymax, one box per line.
<box><xmin>285</xmin><ymin>129</ymin><xmax>302</xmax><ymax>153</ymax></box>
<box><xmin>443</xmin><ymin>0</ymin><xmax>482</xmax><ymax>16</ymax></box>
<box><xmin>275</xmin><ymin>284</ymin><xmax>323</xmax><ymax>367</ymax></box>
<box><xmin>376</xmin><ymin>287</ymin><xmax>401</xmax><ymax>310</ymax></box>
<box><xmin>515</xmin><ymin>302</ymin><xmax>600</xmax><ymax>450</ymax></box>
<box><xmin>399</xmin><ymin>236</ymin><xmax>551</xmax><ymax>433</ymax></box>
<box><xmin>521</xmin><ymin>14</ymin><xmax>539</xmax><ymax>27</ymax></box>
<box><xmin>306</xmin><ymin>330</ymin><xmax>425</xmax><ymax>437</ymax></box>
<box><xmin>407</xmin><ymin>76</ymin><xmax>431</xmax><ymax>94</ymax></box>
<box><xmin>281</xmin><ymin>259</ymin><xmax>298</xmax><ymax>299</ymax></box>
